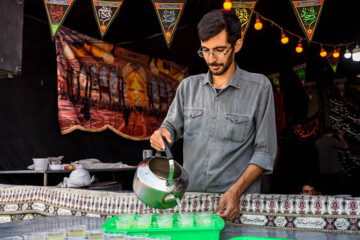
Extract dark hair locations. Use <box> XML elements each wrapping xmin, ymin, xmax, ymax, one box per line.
<box><xmin>299</xmin><ymin>180</ymin><xmax>315</xmax><ymax>192</ymax></box>
<box><xmin>323</xmin><ymin>127</ymin><xmax>334</xmax><ymax>134</ymax></box>
<box><xmin>197</xmin><ymin>9</ymin><xmax>242</xmax><ymax>46</ymax></box>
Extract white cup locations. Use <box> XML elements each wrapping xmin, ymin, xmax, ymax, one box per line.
<box><xmin>33</xmin><ymin>158</ymin><xmax>49</xmax><ymax>171</ymax></box>
<box><xmin>142</xmin><ymin>150</ymin><xmax>153</xmax><ymax>160</ymax></box>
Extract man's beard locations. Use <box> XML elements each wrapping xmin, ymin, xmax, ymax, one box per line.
<box><xmin>207</xmin><ymin>51</ymin><xmax>234</xmax><ymax>76</ymax></box>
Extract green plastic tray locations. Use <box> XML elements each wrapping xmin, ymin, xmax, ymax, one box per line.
<box><xmin>230</xmin><ymin>237</ymin><xmax>294</xmax><ymax>240</ymax></box>
<box><xmin>102</xmin><ymin>214</ymin><xmax>225</xmax><ymax>240</ymax></box>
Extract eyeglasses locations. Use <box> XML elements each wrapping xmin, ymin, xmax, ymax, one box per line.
<box><xmin>197</xmin><ymin>45</ymin><xmax>234</xmax><ymax>59</ymax></box>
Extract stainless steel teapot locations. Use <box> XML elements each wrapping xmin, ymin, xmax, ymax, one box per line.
<box><xmin>133</xmin><ymin>137</ymin><xmax>189</xmax><ymax>209</ymax></box>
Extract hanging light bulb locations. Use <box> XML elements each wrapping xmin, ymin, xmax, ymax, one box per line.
<box><xmin>333</xmin><ymin>47</ymin><xmax>340</xmax><ymax>58</ymax></box>
<box><xmin>280</xmin><ymin>29</ymin><xmax>289</xmax><ymax>44</ymax></box>
<box><xmin>223</xmin><ymin>0</ymin><xmax>232</xmax><ymax>11</ymax></box>
<box><xmin>254</xmin><ymin>13</ymin><xmax>263</xmax><ymax>30</ymax></box>
<box><xmin>295</xmin><ymin>39</ymin><xmax>303</xmax><ymax>53</ymax></box>
<box><xmin>320</xmin><ymin>44</ymin><xmax>327</xmax><ymax>57</ymax></box>
<box><xmin>344</xmin><ymin>46</ymin><xmax>352</xmax><ymax>59</ymax></box>
<box><xmin>353</xmin><ymin>44</ymin><xmax>360</xmax><ymax>61</ymax></box>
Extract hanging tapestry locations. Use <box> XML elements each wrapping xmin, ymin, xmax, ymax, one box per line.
<box><xmin>152</xmin><ymin>0</ymin><xmax>186</xmax><ymax>48</ymax></box>
<box><xmin>55</xmin><ymin>26</ymin><xmax>188</xmax><ymax>140</ymax></box>
<box><xmin>333</xmin><ymin>78</ymin><xmax>347</xmax><ymax>97</ymax></box>
<box><xmin>290</xmin><ymin>0</ymin><xmax>324</xmax><ymax>43</ymax></box>
<box><xmin>305</xmin><ymin>81</ymin><xmax>316</xmax><ymax>100</ymax></box>
<box><xmin>43</xmin><ymin>0</ymin><xmax>76</xmax><ymax>41</ymax></box>
<box><xmin>231</xmin><ymin>1</ymin><xmax>257</xmax><ymax>41</ymax></box>
<box><xmin>292</xmin><ymin>111</ymin><xmax>320</xmax><ymax>140</ymax></box>
<box><xmin>329</xmin><ymin>97</ymin><xmax>360</xmax><ymax>176</ymax></box>
<box><xmin>293</xmin><ymin>63</ymin><xmax>306</xmax><ymax>86</ymax></box>
<box><xmin>91</xmin><ymin>0</ymin><xmax>123</xmax><ymax>39</ymax></box>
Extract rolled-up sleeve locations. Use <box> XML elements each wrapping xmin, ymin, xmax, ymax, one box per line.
<box><xmin>160</xmin><ymin>81</ymin><xmax>185</xmax><ymax>142</ymax></box>
<box><xmin>249</xmin><ymin>79</ymin><xmax>277</xmax><ymax>173</ymax></box>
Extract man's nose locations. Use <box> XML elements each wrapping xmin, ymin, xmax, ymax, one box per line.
<box><xmin>208</xmin><ymin>52</ymin><xmax>217</xmax><ymax>62</ymax></box>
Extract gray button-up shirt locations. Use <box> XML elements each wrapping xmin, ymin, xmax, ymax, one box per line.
<box><xmin>161</xmin><ymin>66</ymin><xmax>277</xmax><ymax>193</ymax></box>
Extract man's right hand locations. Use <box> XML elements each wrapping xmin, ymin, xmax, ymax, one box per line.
<box><xmin>150</xmin><ymin>127</ymin><xmax>172</xmax><ymax>151</ymax></box>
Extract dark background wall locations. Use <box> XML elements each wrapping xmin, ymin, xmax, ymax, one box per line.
<box><xmin>0</xmin><ymin>0</ymin><xmax>360</xmax><ymax>192</ymax></box>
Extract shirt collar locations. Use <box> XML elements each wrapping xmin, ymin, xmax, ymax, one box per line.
<box><xmin>201</xmin><ymin>64</ymin><xmax>243</xmax><ymax>90</ymax></box>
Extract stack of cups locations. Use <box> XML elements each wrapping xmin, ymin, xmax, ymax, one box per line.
<box><xmin>154</xmin><ymin>214</ymin><xmax>173</xmax><ymax>228</ymax></box>
<box><xmin>23</xmin><ymin>233</ymin><xmax>47</xmax><ymax>240</ymax></box>
<box><xmin>114</xmin><ymin>215</ymin><xmax>134</xmax><ymax>229</ymax></box>
<box><xmin>132</xmin><ymin>214</ymin><xmax>152</xmax><ymax>229</ymax></box>
<box><xmin>67</xmin><ymin>225</ymin><xmax>87</xmax><ymax>239</ymax></box>
<box><xmin>46</xmin><ymin>229</ymin><xmax>67</xmax><ymax>240</ymax></box>
<box><xmin>177</xmin><ymin>213</ymin><xmax>194</xmax><ymax>228</ymax></box>
<box><xmin>194</xmin><ymin>213</ymin><xmax>215</xmax><ymax>227</ymax></box>
<box><xmin>125</xmin><ymin>233</ymin><xmax>148</xmax><ymax>240</ymax></box>
<box><xmin>105</xmin><ymin>231</ymin><xmax>127</xmax><ymax>240</ymax></box>
<box><xmin>87</xmin><ymin>229</ymin><xmax>106</xmax><ymax>240</ymax></box>
<box><xmin>147</xmin><ymin>236</ymin><xmax>171</xmax><ymax>240</ymax></box>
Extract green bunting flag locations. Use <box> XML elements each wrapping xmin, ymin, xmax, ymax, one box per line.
<box><xmin>268</xmin><ymin>73</ymin><xmax>280</xmax><ymax>93</ymax></box>
<box><xmin>91</xmin><ymin>0</ymin><xmax>123</xmax><ymax>39</ymax></box>
<box><xmin>231</xmin><ymin>1</ymin><xmax>257</xmax><ymax>41</ymax></box>
<box><xmin>290</xmin><ymin>0</ymin><xmax>324</xmax><ymax>43</ymax></box>
<box><xmin>152</xmin><ymin>0</ymin><xmax>186</xmax><ymax>48</ymax></box>
<box><xmin>305</xmin><ymin>81</ymin><xmax>316</xmax><ymax>100</ymax></box>
<box><xmin>327</xmin><ymin>49</ymin><xmax>340</xmax><ymax>73</ymax></box>
<box><xmin>293</xmin><ymin>63</ymin><xmax>306</xmax><ymax>86</ymax></box>
<box><xmin>43</xmin><ymin>0</ymin><xmax>76</xmax><ymax>41</ymax></box>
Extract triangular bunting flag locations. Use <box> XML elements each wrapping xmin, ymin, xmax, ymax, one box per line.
<box><xmin>327</xmin><ymin>49</ymin><xmax>340</xmax><ymax>73</ymax></box>
<box><xmin>231</xmin><ymin>1</ymin><xmax>257</xmax><ymax>41</ymax></box>
<box><xmin>152</xmin><ymin>0</ymin><xmax>186</xmax><ymax>48</ymax></box>
<box><xmin>43</xmin><ymin>0</ymin><xmax>76</xmax><ymax>41</ymax></box>
<box><xmin>305</xmin><ymin>81</ymin><xmax>316</xmax><ymax>100</ymax></box>
<box><xmin>91</xmin><ymin>0</ymin><xmax>123</xmax><ymax>39</ymax></box>
<box><xmin>290</xmin><ymin>0</ymin><xmax>325</xmax><ymax>42</ymax></box>
<box><xmin>333</xmin><ymin>78</ymin><xmax>347</xmax><ymax>97</ymax></box>
<box><xmin>293</xmin><ymin>63</ymin><xmax>306</xmax><ymax>86</ymax></box>
<box><xmin>268</xmin><ymin>73</ymin><xmax>280</xmax><ymax>93</ymax></box>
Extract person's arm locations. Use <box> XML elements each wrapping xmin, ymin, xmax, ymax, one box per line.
<box><xmin>337</xmin><ymin>131</ymin><xmax>349</xmax><ymax>149</ymax></box>
<box><xmin>150</xmin><ymin>81</ymin><xmax>185</xmax><ymax>151</ymax></box>
<box><xmin>217</xmin><ymin>164</ymin><xmax>263</xmax><ymax>220</ymax></box>
<box><xmin>217</xmin><ymin>78</ymin><xmax>277</xmax><ymax>221</ymax></box>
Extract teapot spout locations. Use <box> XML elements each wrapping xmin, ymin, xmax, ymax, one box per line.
<box><xmin>163</xmin><ymin>193</ymin><xmax>176</xmax><ymax>205</ymax></box>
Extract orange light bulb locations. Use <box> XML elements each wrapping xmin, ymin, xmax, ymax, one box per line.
<box><xmin>333</xmin><ymin>49</ymin><xmax>340</xmax><ymax>58</ymax></box>
<box><xmin>223</xmin><ymin>0</ymin><xmax>232</xmax><ymax>10</ymax></box>
<box><xmin>320</xmin><ymin>48</ymin><xmax>327</xmax><ymax>57</ymax></box>
<box><xmin>296</xmin><ymin>43</ymin><xmax>303</xmax><ymax>53</ymax></box>
<box><xmin>281</xmin><ymin>34</ymin><xmax>289</xmax><ymax>44</ymax></box>
<box><xmin>254</xmin><ymin>19</ymin><xmax>263</xmax><ymax>30</ymax></box>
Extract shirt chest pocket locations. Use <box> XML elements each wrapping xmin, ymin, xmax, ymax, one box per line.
<box><xmin>223</xmin><ymin>113</ymin><xmax>251</xmax><ymax>142</ymax></box>
<box><xmin>184</xmin><ymin>109</ymin><xmax>204</xmax><ymax>136</ymax></box>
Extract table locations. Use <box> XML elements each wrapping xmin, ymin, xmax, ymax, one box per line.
<box><xmin>0</xmin><ymin>216</ymin><xmax>358</xmax><ymax>240</ymax></box>
<box><xmin>0</xmin><ymin>168</ymin><xmax>136</xmax><ymax>186</ymax></box>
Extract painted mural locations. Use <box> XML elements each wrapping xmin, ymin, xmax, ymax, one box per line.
<box><xmin>55</xmin><ymin>26</ymin><xmax>188</xmax><ymax>140</ymax></box>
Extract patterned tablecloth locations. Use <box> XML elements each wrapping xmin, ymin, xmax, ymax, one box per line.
<box><xmin>0</xmin><ymin>184</ymin><xmax>359</xmax><ymax>234</ymax></box>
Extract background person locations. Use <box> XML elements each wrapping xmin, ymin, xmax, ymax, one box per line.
<box><xmin>299</xmin><ymin>181</ymin><xmax>317</xmax><ymax>195</ymax></box>
<box><xmin>314</xmin><ymin>127</ymin><xmax>348</xmax><ymax>195</ymax></box>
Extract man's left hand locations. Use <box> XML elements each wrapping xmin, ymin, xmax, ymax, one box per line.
<box><xmin>216</xmin><ymin>187</ymin><xmax>241</xmax><ymax>221</ymax></box>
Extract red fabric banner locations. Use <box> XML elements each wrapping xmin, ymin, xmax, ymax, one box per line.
<box><xmin>55</xmin><ymin>26</ymin><xmax>188</xmax><ymax>140</ymax></box>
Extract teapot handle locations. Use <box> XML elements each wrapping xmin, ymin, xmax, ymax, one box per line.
<box><xmin>162</xmin><ymin>137</ymin><xmax>174</xmax><ymax>186</ymax></box>
<box><xmin>162</xmin><ymin>137</ymin><xmax>173</xmax><ymax>159</ymax></box>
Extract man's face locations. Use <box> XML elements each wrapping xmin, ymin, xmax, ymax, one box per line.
<box><xmin>200</xmin><ymin>29</ymin><xmax>235</xmax><ymax>76</ymax></box>
<box><xmin>301</xmin><ymin>185</ymin><xmax>317</xmax><ymax>195</ymax></box>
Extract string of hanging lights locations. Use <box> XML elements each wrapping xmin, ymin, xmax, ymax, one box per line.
<box><xmin>222</xmin><ymin>0</ymin><xmax>360</xmax><ymax>62</ymax></box>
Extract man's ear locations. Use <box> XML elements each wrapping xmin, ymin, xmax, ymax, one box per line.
<box><xmin>234</xmin><ymin>38</ymin><xmax>243</xmax><ymax>53</ymax></box>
